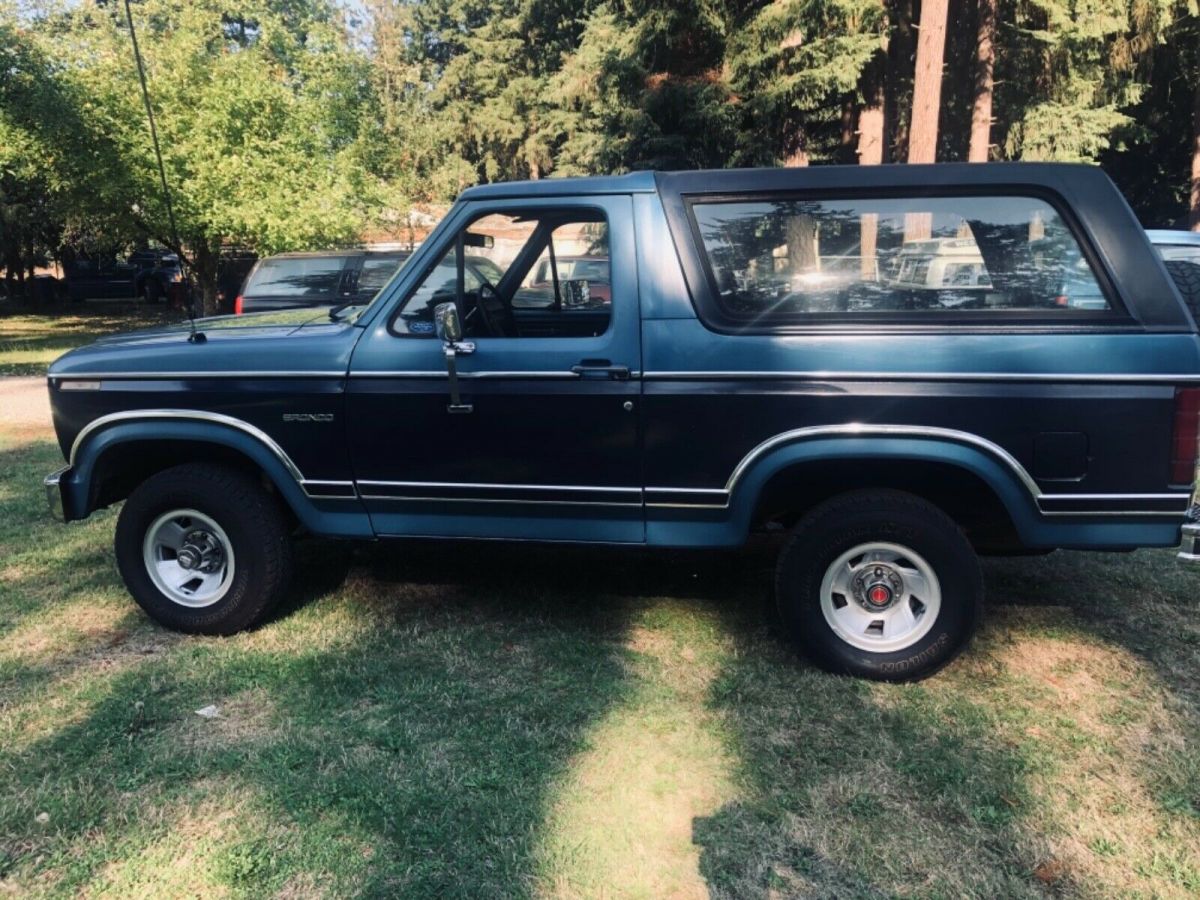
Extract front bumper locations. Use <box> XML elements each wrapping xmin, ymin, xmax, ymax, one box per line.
<box><xmin>44</xmin><ymin>466</ymin><xmax>68</xmax><ymax>522</ymax></box>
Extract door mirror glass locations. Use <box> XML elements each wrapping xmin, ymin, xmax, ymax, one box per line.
<box><xmin>434</xmin><ymin>301</ymin><xmax>462</xmax><ymax>343</ymax></box>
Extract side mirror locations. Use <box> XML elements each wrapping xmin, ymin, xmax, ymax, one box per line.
<box><xmin>434</xmin><ymin>301</ymin><xmax>462</xmax><ymax>343</ymax></box>
<box><xmin>433</xmin><ymin>302</ymin><xmax>473</xmax><ymax>414</ymax></box>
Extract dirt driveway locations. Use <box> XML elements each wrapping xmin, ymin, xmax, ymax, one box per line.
<box><xmin>0</xmin><ymin>376</ymin><xmax>53</xmax><ymax>440</ymax></box>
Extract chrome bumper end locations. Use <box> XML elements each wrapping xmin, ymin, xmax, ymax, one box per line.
<box><xmin>1178</xmin><ymin>522</ymin><xmax>1200</xmax><ymax>562</ymax></box>
<box><xmin>44</xmin><ymin>466</ymin><xmax>68</xmax><ymax>522</ymax></box>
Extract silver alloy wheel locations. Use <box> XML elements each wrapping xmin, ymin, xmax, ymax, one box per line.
<box><xmin>142</xmin><ymin>509</ymin><xmax>235</xmax><ymax>608</ymax></box>
<box><xmin>818</xmin><ymin>541</ymin><xmax>942</xmax><ymax>653</ymax></box>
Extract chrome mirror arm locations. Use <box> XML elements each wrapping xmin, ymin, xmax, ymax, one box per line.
<box><xmin>443</xmin><ymin>343</ymin><xmax>474</xmax><ymax>414</ymax></box>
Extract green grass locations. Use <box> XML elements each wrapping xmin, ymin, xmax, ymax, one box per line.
<box><xmin>0</xmin><ymin>305</ymin><xmax>183</xmax><ymax>375</ymax></box>
<box><xmin>1</xmin><ymin>316</ymin><xmax>1198</xmax><ymax>896</ymax></box>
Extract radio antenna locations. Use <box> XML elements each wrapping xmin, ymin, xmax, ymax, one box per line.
<box><xmin>123</xmin><ymin>0</ymin><xmax>203</xmax><ymax>342</ymax></box>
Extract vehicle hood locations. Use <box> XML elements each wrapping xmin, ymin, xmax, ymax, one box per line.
<box><xmin>90</xmin><ymin>308</ymin><xmax>329</xmax><ymax>345</ymax></box>
<box><xmin>48</xmin><ymin>308</ymin><xmax>361</xmax><ymax>379</ymax></box>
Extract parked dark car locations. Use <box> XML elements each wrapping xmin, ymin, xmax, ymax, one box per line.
<box><xmin>42</xmin><ymin>164</ymin><xmax>1200</xmax><ymax>681</ymax></box>
<box><xmin>65</xmin><ymin>249</ymin><xmax>182</xmax><ymax>303</ymax></box>
<box><xmin>234</xmin><ymin>250</ymin><xmax>410</xmax><ymax>314</ymax></box>
<box><xmin>215</xmin><ymin>249</ymin><xmax>258</xmax><ymax>313</ymax></box>
<box><xmin>1148</xmin><ymin>230</ymin><xmax>1200</xmax><ymax>317</ymax></box>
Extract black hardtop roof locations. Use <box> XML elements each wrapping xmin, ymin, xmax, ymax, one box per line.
<box><xmin>457</xmin><ymin>162</ymin><xmax>1115</xmax><ymax>201</ymax></box>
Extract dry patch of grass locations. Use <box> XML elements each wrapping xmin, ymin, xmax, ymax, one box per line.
<box><xmin>987</xmin><ymin>632</ymin><xmax>1200</xmax><ymax>897</ymax></box>
<box><xmin>537</xmin><ymin>605</ymin><xmax>737</xmax><ymax>899</ymax></box>
<box><xmin>84</xmin><ymin>786</ymin><xmax>253</xmax><ymax>898</ymax></box>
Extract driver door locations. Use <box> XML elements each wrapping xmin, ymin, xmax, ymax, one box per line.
<box><xmin>346</xmin><ymin>195</ymin><xmax>643</xmax><ymax>542</ymax></box>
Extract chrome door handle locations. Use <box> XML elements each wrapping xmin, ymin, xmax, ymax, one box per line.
<box><xmin>571</xmin><ymin>362</ymin><xmax>630</xmax><ymax>380</ymax></box>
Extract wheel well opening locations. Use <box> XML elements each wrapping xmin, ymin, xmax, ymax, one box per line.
<box><xmin>89</xmin><ymin>440</ymin><xmax>285</xmax><ymax>519</ymax></box>
<box><xmin>751</xmin><ymin>458</ymin><xmax>1022</xmax><ymax>552</ymax></box>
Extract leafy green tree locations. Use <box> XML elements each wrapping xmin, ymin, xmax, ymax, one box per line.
<box><xmin>8</xmin><ymin>0</ymin><xmax>378</xmax><ymax>312</ymax></box>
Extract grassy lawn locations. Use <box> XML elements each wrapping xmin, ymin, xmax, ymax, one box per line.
<box><xmin>0</xmin><ymin>304</ymin><xmax>184</xmax><ymax>375</ymax></box>
<box><xmin>0</xmin><ymin>315</ymin><xmax>1198</xmax><ymax>896</ymax></box>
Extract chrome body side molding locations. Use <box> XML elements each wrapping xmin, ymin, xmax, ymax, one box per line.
<box><xmin>643</xmin><ymin>371</ymin><xmax>1200</xmax><ymax>384</ymax></box>
<box><xmin>646</xmin><ymin>424</ymin><xmax>1190</xmax><ymax>517</ymax></box>
<box><xmin>51</xmin><ymin>371</ymin><xmax>347</xmax><ymax>381</ymax></box>
<box><xmin>64</xmin><ymin>414</ymin><xmax>1190</xmax><ymax>518</ymax></box>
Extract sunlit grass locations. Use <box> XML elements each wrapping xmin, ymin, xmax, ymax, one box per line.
<box><xmin>0</xmin><ymin>305</ymin><xmax>182</xmax><ymax>374</ymax></box>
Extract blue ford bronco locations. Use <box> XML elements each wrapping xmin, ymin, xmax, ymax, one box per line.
<box><xmin>43</xmin><ymin>163</ymin><xmax>1200</xmax><ymax>681</ymax></box>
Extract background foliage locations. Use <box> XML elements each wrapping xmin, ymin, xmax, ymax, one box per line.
<box><xmin>1</xmin><ymin>0</ymin><xmax>1198</xmax><ymax>308</ymax></box>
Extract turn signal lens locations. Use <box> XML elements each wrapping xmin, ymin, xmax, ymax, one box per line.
<box><xmin>1170</xmin><ymin>388</ymin><xmax>1200</xmax><ymax>484</ymax></box>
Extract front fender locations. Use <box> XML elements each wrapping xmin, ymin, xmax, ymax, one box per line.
<box><xmin>60</xmin><ymin>413</ymin><xmax>373</xmax><ymax>538</ymax></box>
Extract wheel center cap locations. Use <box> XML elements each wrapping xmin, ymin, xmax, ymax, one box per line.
<box><xmin>853</xmin><ymin>564</ymin><xmax>903</xmax><ymax>612</ymax></box>
<box><xmin>178</xmin><ymin>531</ymin><xmax>223</xmax><ymax>573</ymax></box>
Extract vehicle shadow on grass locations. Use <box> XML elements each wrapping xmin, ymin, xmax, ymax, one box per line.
<box><xmin>0</xmin><ymin>539</ymin><xmax>659</xmax><ymax>896</ymax></box>
<box><xmin>691</xmin><ymin>606</ymin><xmax>1063</xmax><ymax>899</ymax></box>
<box><xmin>693</xmin><ymin>550</ymin><xmax>1200</xmax><ymax>899</ymax></box>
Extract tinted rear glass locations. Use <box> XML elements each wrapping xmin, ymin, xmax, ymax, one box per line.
<box><xmin>357</xmin><ymin>255</ymin><xmax>408</xmax><ymax>295</ymax></box>
<box><xmin>245</xmin><ymin>256</ymin><xmax>350</xmax><ymax>297</ymax></box>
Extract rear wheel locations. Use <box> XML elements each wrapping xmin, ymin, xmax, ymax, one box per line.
<box><xmin>775</xmin><ymin>490</ymin><xmax>982</xmax><ymax>681</ymax></box>
<box><xmin>115</xmin><ymin>463</ymin><xmax>292</xmax><ymax>635</ymax></box>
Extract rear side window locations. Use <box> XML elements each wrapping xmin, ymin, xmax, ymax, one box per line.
<box><xmin>245</xmin><ymin>256</ymin><xmax>349</xmax><ymax>297</ymax></box>
<box><xmin>688</xmin><ymin>195</ymin><xmax>1111</xmax><ymax>322</ymax></box>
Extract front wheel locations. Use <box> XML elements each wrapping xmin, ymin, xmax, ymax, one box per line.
<box><xmin>775</xmin><ymin>490</ymin><xmax>982</xmax><ymax>681</ymax></box>
<box><xmin>115</xmin><ymin>463</ymin><xmax>293</xmax><ymax>635</ymax></box>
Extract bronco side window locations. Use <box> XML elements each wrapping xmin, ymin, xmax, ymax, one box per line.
<box><xmin>688</xmin><ymin>195</ymin><xmax>1114</xmax><ymax>323</ymax></box>
<box><xmin>393</xmin><ymin>208</ymin><xmax>612</xmax><ymax>339</ymax></box>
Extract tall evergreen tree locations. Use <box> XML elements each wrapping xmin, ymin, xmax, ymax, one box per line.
<box><xmin>997</xmin><ymin>0</ymin><xmax>1149</xmax><ymax>161</ymax></box>
<box><xmin>725</xmin><ymin>0</ymin><xmax>886</xmax><ymax>166</ymax></box>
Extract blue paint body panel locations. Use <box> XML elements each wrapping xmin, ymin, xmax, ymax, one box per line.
<box><xmin>45</xmin><ymin>163</ymin><xmax>1200</xmax><ymax>554</ymax></box>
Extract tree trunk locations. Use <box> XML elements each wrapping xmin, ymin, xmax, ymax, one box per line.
<box><xmin>906</xmin><ymin>0</ymin><xmax>948</xmax><ymax>240</ymax></box>
<box><xmin>968</xmin><ymin>0</ymin><xmax>997</xmax><ymax>162</ymax></box>
<box><xmin>858</xmin><ymin>61</ymin><xmax>886</xmax><ymax>279</ymax></box>
<box><xmin>787</xmin><ymin>214</ymin><xmax>819</xmax><ymax>272</ymax></box>
<box><xmin>190</xmin><ymin>241</ymin><xmax>220</xmax><ymax>317</ymax></box>
<box><xmin>1191</xmin><ymin>79</ymin><xmax>1200</xmax><ymax>231</ymax></box>
<box><xmin>908</xmin><ymin>0</ymin><xmax>948</xmax><ymax>165</ymax></box>
<box><xmin>886</xmin><ymin>0</ymin><xmax>916</xmax><ymax>161</ymax></box>
<box><xmin>783</xmin><ymin>123</ymin><xmax>810</xmax><ymax>167</ymax></box>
